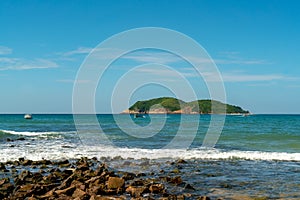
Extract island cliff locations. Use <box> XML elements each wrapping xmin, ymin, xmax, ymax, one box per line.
<box><xmin>122</xmin><ymin>97</ymin><xmax>249</xmax><ymax>114</ymax></box>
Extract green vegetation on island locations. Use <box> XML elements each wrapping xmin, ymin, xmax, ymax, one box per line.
<box><xmin>126</xmin><ymin>97</ymin><xmax>249</xmax><ymax>114</ymax></box>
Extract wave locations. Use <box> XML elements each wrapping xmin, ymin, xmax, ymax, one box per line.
<box><xmin>2</xmin><ymin>143</ymin><xmax>299</xmax><ymax>162</ymax></box>
<box><xmin>80</xmin><ymin>146</ymin><xmax>300</xmax><ymax>161</ymax></box>
<box><xmin>0</xmin><ymin>129</ymin><xmax>74</xmax><ymax>137</ymax></box>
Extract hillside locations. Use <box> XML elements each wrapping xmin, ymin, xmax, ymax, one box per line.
<box><xmin>123</xmin><ymin>97</ymin><xmax>249</xmax><ymax>114</ymax></box>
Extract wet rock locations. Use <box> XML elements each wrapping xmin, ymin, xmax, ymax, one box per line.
<box><xmin>22</xmin><ymin>159</ymin><xmax>33</xmax><ymax>166</ymax></box>
<box><xmin>137</xmin><ymin>172</ymin><xmax>147</xmax><ymax>177</ymax></box>
<box><xmin>176</xmin><ymin>159</ymin><xmax>187</xmax><ymax>164</ymax></box>
<box><xmin>106</xmin><ymin>177</ymin><xmax>125</xmax><ymax>190</ymax></box>
<box><xmin>184</xmin><ymin>183</ymin><xmax>195</xmax><ymax>191</ymax></box>
<box><xmin>171</xmin><ymin>168</ymin><xmax>181</xmax><ymax>174</ymax></box>
<box><xmin>121</xmin><ymin>172</ymin><xmax>136</xmax><ymax>181</ymax></box>
<box><xmin>169</xmin><ymin>176</ymin><xmax>183</xmax><ymax>184</ymax></box>
<box><xmin>123</xmin><ymin>161</ymin><xmax>131</xmax><ymax>166</ymax></box>
<box><xmin>149</xmin><ymin>183</ymin><xmax>165</xmax><ymax>194</ymax></box>
<box><xmin>130</xmin><ymin>179</ymin><xmax>145</xmax><ymax>187</ymax></box>
<box><xmin>0</xmin><ymin>163</ymin><xmax>6</xmax><ymax>169</ymax></box>
<box><xmin>15</xmin><ymin>170</ymin><xmax>33</xmax><ymax>184</ymax></box>
<box><xmin>17</xmin><ymin>137</ymin><xmax>26</xmax><ymax>141</ymax></box>
<box><xmin>0</xmin><ymin>163</ymin><xmax>8</xmax><ymax>172</ymax></box>
<box><xmin>6</xmin><ymin>138</ymin><xmax>13</xmax><ymax>142</ymax></box>
<box><xmin>126</xmin><ymin>185</ymin><xmax>147</xmax><ymax>197</ymax></box>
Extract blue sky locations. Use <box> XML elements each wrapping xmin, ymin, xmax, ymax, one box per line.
<box><xmin>0</xmin><ymin>0</ymin><xmax>300</xmax><ymax>113</ymax></box>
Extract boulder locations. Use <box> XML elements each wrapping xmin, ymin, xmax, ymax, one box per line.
<box><xmin>106</xmin><ymin>177</ymin><xmax>125</xmax><ymax>190</ymax></box>
<box><xmin>72</xmin><ymin>188</ymin><xmax>89</xmax><ymax>199</ymax></box>
<box><xmin>125</xmin><ymin>186</ymin><xmax>147</xmax><ymax>197</ymax></box>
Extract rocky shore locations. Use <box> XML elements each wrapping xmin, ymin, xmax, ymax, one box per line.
<box><xmin>0</xmin><ymin>157</ymin><xmax>215</xmax><ymax>200</ymax></box>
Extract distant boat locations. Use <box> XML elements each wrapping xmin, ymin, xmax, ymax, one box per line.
<box><xmin>24</xmin><ymin>114</ymin><xmax>32</xmax><ymax>119</ymax></box>
<box><xmin>134</xmin><ymin>113</ymin><xmax>145</xmax><ymax>118</ymax></box>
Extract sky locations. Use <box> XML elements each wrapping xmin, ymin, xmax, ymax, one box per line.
<box><xmin>0</xmin><ymin>0</ymin><xmax>300</xmax><ymax>114</ymax></box>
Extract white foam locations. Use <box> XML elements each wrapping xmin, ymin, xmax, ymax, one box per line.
<box><xmin>1</xmin><ymin>142</ymin><xmax>299</xmax><ymax>162</ymax></box>
<box><xmin>0</xmin><ymin>129</ymin><xmax>73</xmax><ymax>136</ymax></box>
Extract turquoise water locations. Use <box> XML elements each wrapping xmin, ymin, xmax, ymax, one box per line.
<box><xmin>0</xmin><ymin>114</ymin><xmax>300</xmax><ymax>159</ymax></box>
<box><xmin>0</xmin><ymin>114</ymin><xmax>300</xmax><ymax>198</ymax></box>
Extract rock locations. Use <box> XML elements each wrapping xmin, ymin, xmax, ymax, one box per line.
<box><xmin>54</xmin><ymin>159</ymin><xmax>70</xmax><ymax>166</ymax></box>
<box><xmin>121</xmin><ymin>172</ymin><xmax>136</xmax><ymax>180</ymax></box>
<box><xmin>72</xmin><ymin>188</ymin><xmax>89</xmax><ymax>199</ymax></box>
<box><xmin>126</xmin><ymin>186</ymin><xmax>147</xmax><ymax>197</ymax></box>
<box><xmin>106</xmin><ymin>177</ymin><xmax>125</xmax><ymax>190</ymax></box>
<box><xmin>13</xmin><ymin>184</ymin><xmax>35</xmax><ymax>198</ymax></box>
<box><xmin>71</xmin><ymin>180</ymin><xmax>86</xmax><ymax>191</ymax></box>
<box><xmin>0</xmin><ymin>163</ymin><xmax>6</xmax><ymax>170</ymax></box>
<box><xmin>22</xmin><ymin>159</ymin><xmax>33</xmax><ymax>166</ymax></box>
<box><xmin>129</xmin><ymin>179</ymin><xmax>145</xmax><ymax>186</ymax></box>
<box><xmin>149</xmin><ymin>183</ymin><xmax>165</xmax><ymax>194</ymax></box>
<box><xmin>136</xmin><ymin>172</ymin><xmax>147</xmax><ymax>177</ymax></box>
<box><xmin>176</xmin><ymin>159</ymin><xmax>187</xmax><ymax>164</ymax></box>
<box><xmin>6</xmin><ymin>138</ymin><xmax>13</xmax><ymax>142</ymax></box>
<box><xmin>169</xmin><ymin>176</ymin><xmax>183</xmax><ymax>184</ymax></box>
<box><xmin>184</xmin><ymin>183</ymin><xmax>195</xmax><ymax>190</ymax></box>
<box><xmin>0</xmin><ymin>183</ymin><xmax>14</xmax><ymax>197</ymax></box>
<box><xmin>197</xmin><ymin>196</ymin><xmax>211</xmax><ymax>200</ymax></box>
<box><xmin>0</xmin><ymin>178</ymin><xmax>9</xmax><ymax>186</ymax></box>
<box><xmin>54</xmin><ymin>185</ymin><xmax>76</xmax><ymax>196</ymax></box>
<box><xmin>87</xmin><ymin>185</ymin><xmax>105</xmax><ymax>195</ymax></box>
<box><xmin>38</xmin><ymin>189</ymin><xmax>57</xmax><ymax>199</ymax></box>
<box><xmin>172</xmin><ymin>168</ymin><xmax>181</xmax><ymax>174</ymax></box>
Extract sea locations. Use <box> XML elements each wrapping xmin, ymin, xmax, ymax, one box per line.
<box><xmin>0</xmin><ymin>114</ymin><xmax>300</xmax><ymax>199</ymax></box>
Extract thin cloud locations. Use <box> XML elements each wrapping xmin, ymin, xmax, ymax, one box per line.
<box><xmin>0</xmin><ymin>46</ymin><xmax>12</xmax><ymax>55</ymax></box>
<box><xmin>221</xmin><ymin>73</ymin><xmax>286</xmax><ymax>82</ymax></box>
<box><xmin>123</xmin><ymin>51</ymin><xmax>182</xmax><ymax>64</ymax></box>
<box><xmin>0</xmin><ymin>58</ymin><xmax>58</xmax><ymax>71</ymax></box>
<box><xmin>135</xmin><ymin>67</ymin><xmax>196</xmax><ymax>78</ymax></box>
<box><xmin>62</xmin><ymin>47</ymin><xmax>94</xmax><ymax>56</ymax></box>
<box><xmin>56</xmin><ymin>79</ymin><xmax>91</xmax><ymax>83</ymax></box>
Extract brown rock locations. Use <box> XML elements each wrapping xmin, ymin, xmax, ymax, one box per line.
<box><xmin>38</xmin><ymin>189</ymin><xmax>57</xmax><ymax>199</ymax></box>
<box><xmin>126</xmin><ymin>186</ymin><xmax>147</xmax><ymax>197</ymax></box>
<box><xmin>87</xmin><ymin>185</ymin><xmax>105</xmax><ymax>195</ymax></box>
<box><xmin>169</xmin><ymin>176</ymin><xmax>183</xmax><ymax>184</ymax></box>
<box><xmin>149</xmin><ymin>183</ymin><xmax>165</xmax><ymax>194</ymax></box>
<box><xmin>106</xmin><ymin>177</ymin><xmax>125</xmax><ymax>190</ymax></box>
<box><xmin>54</xmin><ymin>185</ymin><xmax>76</xmax><ymax>196</ymax></box>
<box><xmin>197</xmin><ymin>196</ymin><xmax>211</xmax><ymax>200</ymax></box>
<box><xmin>72</xmin><ymin>188</ymin><xmax>89</xmax><ymax>199</ymax></box>
<box><xmin>0</xmin><ymin>178</ymin><xmax>9</xmax><ymax>186</ymax></box>
<box><xmin>71</xmin><ymin>180</ymin><xmax>86</xmax><ymax>191</ymax></box>
<box><xmin>176</xmin><ymin>159</ymin><xmax>187</xmax><ymax>164</ymax></box>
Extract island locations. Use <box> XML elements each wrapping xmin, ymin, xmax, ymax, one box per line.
<box><xmin>122</xmin><ymin>97</ymin><xmax>250</xmax><ymax>114</ymax></box>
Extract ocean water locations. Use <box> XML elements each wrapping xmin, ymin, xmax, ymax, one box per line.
<box><xmin>0</xmin><ymin>114</ymin><xmax>300</xmax><ymax>198</ymax></box>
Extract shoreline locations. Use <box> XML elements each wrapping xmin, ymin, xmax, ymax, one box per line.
<box><xmin>0</xmin><ymin>157</ymin><xmax>281</xmax><ymax>200</ymax></box>
<box><xmin>0</xmin><ymin>157</ymin><xmax>213</xmax><ymax>200</ymax></box>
